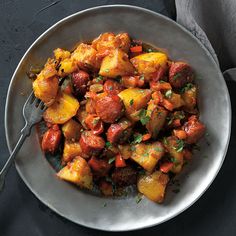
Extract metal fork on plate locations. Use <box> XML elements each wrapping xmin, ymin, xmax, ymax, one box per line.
<box><xmin>0</xmin><ymin>91</ymin><xmax>46</xmax><ymax>191</ymax></box>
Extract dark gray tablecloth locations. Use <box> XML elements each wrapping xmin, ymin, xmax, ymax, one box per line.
<box><xmin>0</xmin><ymin>1</ymin><xmax>236</xmax><ymax>235</ymax></box>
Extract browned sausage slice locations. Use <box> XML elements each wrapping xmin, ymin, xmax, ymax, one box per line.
<box><xmin>88</xmin><ymin>156</ymin><xmax>112</xmax><ymax>176</ymax></box>
<box><xmin>103</xmin><ymin>79</ymin><xmax>123</xmax><ymax>95</ymax></box>
<box><xmin>96</xmin><ymin>95</ymin><xmax>124</xmax><ymax>123</ymax></box>
<box><xmin>169</xmin><ymin>62</ymin><xmax>194</xmax><ymax>88</ymax></box>
<box><xmin>183</xmin><ymin>115</ymin><xmax>206</xmax><ymax>144</ymax></box>
<box><xmin>72</xmin><ymin>70</ymin><xmax>89</xmax><ymax>97</ymax></box>
<box><xmin>79</xmin><ymin>131</ymin><xmax>105</xmax><ymax>155</ymax></box>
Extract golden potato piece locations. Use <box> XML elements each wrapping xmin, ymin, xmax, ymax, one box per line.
<box><xmin>131</xmin><ymin>142</ymin><xmax>165</xmax><ymax>172</ymax></box>
<box><xmin>182</xmin><ymin>85</ymin><xmax>197</xmax><ymax>112</ymax></box>
<box><xmin>71</xmin><ymin>43</ymin><xmax>99</xmax><ymax>70</ymax></box>
<box><xmin>62</xmin><ymin>119</ymin><xmax>82</xmax><ymax>141</ymax></box>
<box><xmin>130</xmin><ymin>52</ymin><xmax>168</xmax><ymax>79</ymax></box>
<box><xmin>167</xmin><ymin>92</ymin><xmax>185</xmax><ymax>110</ymax></box>
<box><xmin>92</xmin><ymin>32</ymin><xmax>131</xmax><ymax>53</ymax></box>
<box><xmin>57</xmin><ymin>58</ymin><xmax>77</xmax><ymax>77</ymax></box>
<box><xmin>57</xmin><ymin>156</ymin><xmax>93</xmax><ymax>190</ymax></box>
<box><xmin>137</xmin><ymin>171</ymin><xmax>169</xmax><ymax>203</ymax></box>
<box><xmin>62</xmin><ymin>141</ymin><xmax>82</xmax><ymax>163</ymax></box>
<box><xmin>43</xmin><ymin>92</ymin><xmax>80</xmax><ymax>124</ymax></box>
<box><xmin>118</xmin><ymin>88</ymin><xmax>151</xmax><ymax>116</ymax></box>
<box><xmin>33</xmin><ymin>59</ymin><xmax>59</xmax><ymax>106</ymax></box>
<box><xmin>33</xmin><ymin>76</ymin><xmax>59</xmax><ymax>107</ymax></box>
<box><xmin>164</xmin><ymin>136</ymin><xmax>184</xmax><ymax>173</ymax></box>
<box><xmin>54</xmin><ymin>48</ymin><xmax>71</xmax><ymax>60</ymax></box>
<box><xmin>146</xmin><ymin>103</ymin><xmax>168</xmax><ymax>139</ymax></box>
<box><xmin>99</xmin><ymin>49</ymin><xmax>135</xmax><ymax>78</ymax></box>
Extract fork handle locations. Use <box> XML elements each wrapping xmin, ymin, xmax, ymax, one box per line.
<box><xmin>0</xmin><ymin>127</ymin><xmax>29</xmax><ymax>192</ymax></box>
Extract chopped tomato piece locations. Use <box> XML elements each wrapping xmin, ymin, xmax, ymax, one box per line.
<box><xmin>130</xmin><ymin>45</ymin><xmax>142</xmax><ymax>53</ymax></box>
<box><xmin>115</xmin><ymin>153</ymin><xmax>126</xmax><ymax>168</ymax></box>
<box><xmin>160</xmin><ymin>162</ymin><xmax>174</xmax><ymax>173</ymax></box>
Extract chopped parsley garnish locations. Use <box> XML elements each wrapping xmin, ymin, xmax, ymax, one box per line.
<box><xmin>96</xmin><ymin>75</ymin><xmax>103</xmax><ymax>82</ymax></box>
<box><xmin>131</xmin><ymin>146</ymin><xmax>136</xmax><ymax>151</ymax></box>
<box><xmin>154</xmin><ymin>146</ymin><xmax>163</xmax><ymax>152</ymax></box>
<box><xmin>106</xmin><ymin>141</ymin><xmax>112</xmax><ymax>148</ymax></box>
<box><xmin>138</xmin><ymin>109</ymin><xmax>150</xmax><ymax>125</ymax></box>
<box><xmin>136</xmin><ymin>194</ymin><xmax>143</xmax><ymax>204</ymax></box>
<box><xmin>165</xmin><ymin>89</ymin><xmax>173</xmax><ymax>98</ymax></box>
<box><xmin>140</xmin><ymin>75</ymin><xmax>145</xmax><ymax>81</ymax></box>
<box><xmin>170</xmin><ymin>157</ymin><xmax>177</xmax><ymax>163</ymax></box>
<box><xmin>163</xmin><ymin>137</ymin><xmax>168</xmax><ymax>145</ymax></box>
<box><xmin>174</xmin><ymin>139</ymin><xmax>185</xmax><ymax>152</ymax></box>
<box><xmin>180</xmin><ymin>83</ymin><xmax>194</xmax><ymax>93</ymax></box>
<box><xmin>173</xmin><ymin>73</ymin><xmax>181</xmax><ymax>81</ymax></box>
<box><xmin>92</xmin><ymin>117</ymin><xmax>100</xmax><ymax>126</ymax></box>
<box><xmin>108</xmin><ymin>157</ymin><xmax>115</xmax><ymax>164</ymax></box>
<box><xmin>192</xmin><ymin>144</ymin><xmax>200</xmax><ymax>151</ymax></box>
<box><xmin>133</xmin><ymin>134</ymin><xmax>143</xmax><ymax>144</ymax></box>
<box><xmin>147</xmin><ymin>48</ymin><xmax>154</xmax><ymax>52</ymax></box>
<box><xmin>105</xmin><ymin>69</ymin><xmax>110</xmax><ymax>73</ymax></box>
<box><xmin>130</xmin><ymin>99</ymin><xmax>134</xmax><ymax>106</ymax></box>
<box><xmin>103</xmin><ymin>203</ymin><xmax>107</xmax><ymax>207</ymax></box>
<box><xmin>159</xmin><ymin>80</ymin><xmax>166</xmax><ymax>83</ymax></box>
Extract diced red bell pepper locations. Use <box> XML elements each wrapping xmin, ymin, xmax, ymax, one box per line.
<box><xmin>115</xmin><ymin>153</ymin><xmax>126</xmax><ymax>168</ymax></box>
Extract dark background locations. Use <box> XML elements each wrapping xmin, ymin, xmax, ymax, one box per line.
<box><xmin>0</xmin><ymin>0</ymin><xmax>236</xmax><ymax>235</ymax></box>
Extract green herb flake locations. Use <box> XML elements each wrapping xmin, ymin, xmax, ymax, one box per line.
<box><xmin>171</xmin><ymin>157</ymin><xmax>177</xmax><ymax>163</ymax></box>
<box><xmin>103</xmin><ymin>202</ymin><xmax>107</xmax><ymax>207</ymax></box>
<box><xmin>108</xmin><ymin>157</ymin><xmax>115</xmax><ymax>164</ymax></box>
<box><xmin>133</xmin><ymin>134</ymin><xmax>143</xmax><ymax>144</ymax></box>
<box><xmin>130</xmin><ymin>99</ymin><xmax>134</xmax><ymax>106</ymax></box>
<box><xmin>106</xmin><ymin>141</ymin><xmax>112</xmax><ymax>148</ymax></box>
<box><xmin>92</xmin><ymin>117</ymin><xmax>99</xmax><ymax>126</ymax></box>
<box><xmin>154</xmin><ymin>146</ymin><xmax>163</xmax><ymax>152</ymax></box>
<box><xmin>173</xmin><ymin>73</ymin><xmax>181</xmax><ymax>81</ymax></box>
<box><xmin>96</xmin><ymin>75</ymin><xmax>103</xmax><ymax>82</ymax></box>
<box><xmin>205</xmin><ymin>132</ymin><xmax>209</xmax><ymax>137</ymax></box>
<box><xmin>163</xmin><ymin>137</ymin><xmax>168</xmax><ymax>145</ymax></box>
<box><xmin>139</xmin><ymin>109</ymin><xmax>150</xmax><ymax>125</ymax></box>
<box><xmin>140</xmin><ymin>75</ymin><xmax>145</xmax><ymax>81</ymax></box>
<box><xmin>192</xmin><ymin>144</ymin><xmax>201</xmax><ymax>151</ymax></box>
<box><xmin>180</xmin><ymin>83</ymin><xmax>194</xmax><ymax>93</ymax></box>
<box><xmin>131</xmin><ymin>146</ymin><xmax>136</xmax><ymax>151</ymax></box>
<box><xmin>165</xmin><ymin>89</ymin><xmax>173</xmax><ymax>98</ymax></box>
<box><xmin>174</xmin><ymin>139</ymin><xmax>185</xmax><ymax>152</ymax></box>
<box><xmin>105</xmin><ymin>69</ymin><xmax>110</xmax><ymax>73</ymax></box>
<box><xmin>159</xmin><ymin>80</ymin><xmax>166</xmax><ymax>83</ymax></box>
<box><xmin>136</xmin><ymin>194</ymin><xmax>143</xmax><ymax>204</ymax></box>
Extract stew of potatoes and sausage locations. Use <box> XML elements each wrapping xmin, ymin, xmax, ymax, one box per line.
<box><xmin>30</xmin><ymin>32</ymin><xmax>205</xmax><ymax>203</ymax></box>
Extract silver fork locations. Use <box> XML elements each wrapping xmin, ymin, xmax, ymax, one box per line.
<box><xmin>0</xmin><ymin>91</ymin><xmax>46</xmax><ymax>191</ymax></box>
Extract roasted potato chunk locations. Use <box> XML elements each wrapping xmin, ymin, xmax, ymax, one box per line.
<box><xmin>33</xmin><ymin>59</ymin><xmax>59</xmax><ymax>106</ymax></box>
<box><xmin>57</xmin><ymin>156</ymin><xmax>93</xmax><ymax>190</ymax></box>
<box><xmin>137</xmin><ymin>171</ymin><xmax>169</xmax><ymax>203</ymax></box>
<box><xmin>92</xmin><ymin>32</ymin><xmax>130</xmax><ymax>53</ymax></box>
<box><xmin>99</xmin><ymin>49</ymin><xmax>135</xmax><ymax>78</ymax></box>
<box><xmin>131</xmin><ymin>142</ymin><xmax>165</xmax><ymax>172</ymax></box>
<box><xmin>71</xmin><ymin>43</ymin><xmax>99</xmax><ymax>70</ymax></box>
<box><xmin>118</xmin><ymin>88</ymin><xmax>151</xmax><ymax>118</ymax></box>
<box><xmin>182</xmin><ymin>85</ymin><xmax>197</xmax><ymax>112</ymax></box>
<box><xmin>62</xmin><ymin>119</ymin><xmax>82</xmax><ymax>141</ymax></box>
<box><xmin>146</xmin><ymin>103</ymin><xmax>168</xmax><ymax>139</ymax></box>
<box><xmin>166</xmin><ymin>92</ymin><xmax>185</xmax><ymax>110</ymax></box>
<box><xmin>54</xmin><ymin>48</ymin><xmax>71</xmax><ymax>60</ymax></box>
<box><xmin>43</xmin><ymin>92</ymin><xmax>80</xmax><ymax>124</ymax></box>
<box><xmin>164</xmin><ymin>136</ymin><xmax>184</xmax><ymax>173</ymax></box>
<box><xmin>57</xmin><ymin>58</ymin><xmax>77</xmax><ymax>77</ymax></box>
<box><xmin>130</xmin><ymin>52</ymin><xmax>168</xmax><ymax>79</ymax></box>
<box><xmin>62</xmin><ymin>141</ymin><xmax>83</xmax><ymax>163</ymax></box>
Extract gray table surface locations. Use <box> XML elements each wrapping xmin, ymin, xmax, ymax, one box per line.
<box><xmin>0</xmin><ymin>0</ymin><xmax>236</xmax><ymax>235</ymax></box>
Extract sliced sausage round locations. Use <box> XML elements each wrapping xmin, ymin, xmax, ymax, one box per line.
<box><xmin>72</xmin><ymin>70</ymin><xmax>89</xmax><ymax>97</ymax></box>
<box><xmin>183</xmin><ymin>115</ymin><xmax>206</xmax><ymax>144</ymax></box>
<box><xmin>104</xmin><ymin>79</ymin><xmax>123</xmax><ymax>95</ymax></box>
<box><xmin>96</xmin><ymin>95</ymin><xmax>124</xmax><ymax>123</ymax></box>
<box><xmin>88</xmin><ymin>156</ymin><xmax>112</xmax><ymax>176</ymax></box>
<box><xmin>79</xmin><ymin>131</ymin><xmax>105</xmax><ymax>156</ymax></box>
<box><xmin>169</xmin><ymin>62</ymin><xmax>194</xmax><ymax>88</ymax></box>
<box><xmin>107</xmin><ymin>124</ymin><xmax>123</xmax><ymax>143</ymax></box>
<box><xmin>41</xmin><ymin>125</ymin><xmax>62</xmax><ymax>153</ymax></box>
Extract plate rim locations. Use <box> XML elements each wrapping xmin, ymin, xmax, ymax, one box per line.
<box><xmin>4</xmin><ymin>4</ymin><xmax>232</xmax><ymax>231</ymax></box>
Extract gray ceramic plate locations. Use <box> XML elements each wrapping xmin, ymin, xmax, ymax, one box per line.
<box><xmin>5</xmin><ymin>5</ymin><xmax>231</xmax><ymax>231</ymax></box>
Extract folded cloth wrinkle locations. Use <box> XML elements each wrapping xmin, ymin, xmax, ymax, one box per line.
<box><xmin>176</xmin><ymin>0</ymin><xmax>236</xmax><ymax>72</ymax></box>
